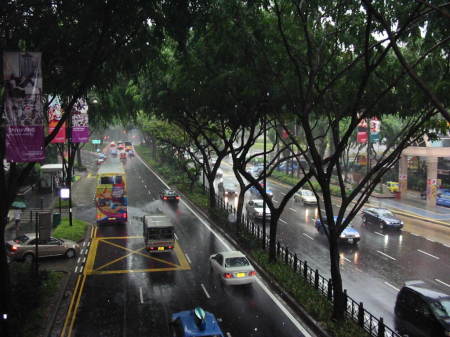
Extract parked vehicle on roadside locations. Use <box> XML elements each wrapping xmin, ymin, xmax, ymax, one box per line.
<box><xmin>361</xmin><ymin>207</ymin><xmax>403</xmax><ymax>230</ymax></box>
<box><xmin>6</xmin><ymin>233</ymin><xmax>80</xmax><ymax>262</ymax></box>
<box><xmin>436</xmin><ymin>193</ymin><xmax>450</xmax><ymax>207</ymax></box>
<box><xmin>386</xmin><ymin>181</ymin><xmax>399</xmax><ymax>193</ymax></box>
<box><xmin>314</xmin><ymin>216</ymin><xmax>360</xmax><ymax>245</ymax></box>
<box><xmin>209</xmin><ymin>251</ymin><xmax>256</xmax><ymax>286</ymax></box>
<box><xmin>395</xmin><ymin>280</ymin><xmax>450</xmax><ymax>337</ymax></box>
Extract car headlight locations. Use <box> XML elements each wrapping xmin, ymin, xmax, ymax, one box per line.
<box><xmin>340</xmin><ymin>234</ymin><xmax>345</xmax><ymax>238</ymax></box>
<box><xmin>354</xmin><ymin>233</ymin><xmax>360</xmax><ymax>238</ymax></box>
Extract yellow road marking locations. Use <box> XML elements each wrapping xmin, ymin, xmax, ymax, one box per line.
<box><xmin>60</xmin><ymin>275</ymin><xmax>81</xmax><ymax>337</ymax></box>
<box><xmin>94</xmin><ymin>246</ymin><xmax>147</xmax><ymax>271</ymax></box>
<box><xmin>95</xmin><ymin>235</ymin><xmax>143</xmax><ymax>240</ymax></box>
<box><xmin>67</xmin><ymin>274</ymin><xmax>87</xmax><ymax>337</ymax></box>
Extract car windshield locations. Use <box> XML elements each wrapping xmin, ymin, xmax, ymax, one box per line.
<box><xmin>430</xmin><ymin>299</ymin><xmax>450</xmax><ymax>318</ymax></box>
<box><xmin>224</xmin><ymin>184</ymin><xmax>235</xmax><ymax>189</ymax></box>
<box><xmin>14</xmin><ymin>235</ymin><xmax>29</xmax><ymax>244</ymax></box>
<box><xmin>225</xmin><ymin>257</ymin><xmax>249</xmax><ymax>268</ymax></box>
<box><xmin>439</xmin><ymin>194</ymin><xmax>450</xmax><ymax>200</ymax></box>
<box><xmin>377</xmin><ymin>209</ymin><xmax>394</xmax><ymax>217</ymax></box>
<box><xmin>302</xmin><ymin>190</ymin><xmax>314</xmax><ymax>196</ymax></box>
<box><xmin>165</xmin><ymin>190</ymin><xmax>176</xmax><ymax>196</ymax></box>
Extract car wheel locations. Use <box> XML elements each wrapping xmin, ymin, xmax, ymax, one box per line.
<box><xmin>24</xmin><ymin>253</ymin><xmax>34</xmax><ymax>263</ymax></box>
<box><xmin>65</xmin><ymin>249</ymin><xmax>76</xmax><ymax>259</ymax></box>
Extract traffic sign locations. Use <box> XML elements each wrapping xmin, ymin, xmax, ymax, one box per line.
<box><xmin>91</xmin><ymin>139</ymin><xmax>101</xmax><ymax>144</ymax></box>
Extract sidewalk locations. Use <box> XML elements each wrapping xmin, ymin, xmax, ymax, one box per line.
<box><xmin>369</xmin><ymin>190</ymin><xmax>450</xmax><ymax>226</ymax></box>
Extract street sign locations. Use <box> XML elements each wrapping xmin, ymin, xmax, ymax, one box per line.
<box><xmin>91</xmin><ymin>139</ymin><xmax>101</xmax><ymax>144</ymax></box>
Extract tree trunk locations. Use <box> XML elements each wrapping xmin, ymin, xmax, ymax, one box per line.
<box><xmin>236</xmin><ymin>190</ymin><xmax>245</xmax><ymax>233</ymax></box>
<box><xmin>208</xmin><ymin>177</ymin><xmax>216</xmax><ymax>208</ymax></box>
<box><xmin>268</xmin><ymin>213</ymin><xmax>279</xmax><ymax>262</ymax></box>
<box><xmin>329</xmin><ymin>235</ymin><xmax>345</xmax><ymax>320</ymax></box>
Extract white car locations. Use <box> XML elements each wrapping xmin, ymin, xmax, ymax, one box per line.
<box><xmin>245</xmin><ymin>199</ymin><xmax>271</xmax><ymax>220</ymax></box>
<box><xmin>209</xmin><ymin>251</ymin><xmax>256</xmax><ymax>286</ymax></box>
<box><xmin>294</xmin><ymin>189</ymin><xmax>318</xmax><ymax>205</ymax></box>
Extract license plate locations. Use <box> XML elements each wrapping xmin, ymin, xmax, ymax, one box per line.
<box><xmin>157</xmin><ymin>247</ymin><xmax>165</xmax><ymax>251</ymax></box>
<box><xmin>236</xmin><ymin>272</ymin><xmax>246</xmax><ymax>278</ymax></box>
<box><xmin>108</xmin><ymin>218</ymin><xmax>115</xmax><ymax>220</ymax></box>
<box><xmin>348</xmin><ymin>239</ymin><xmax>354</xmax><ymax>244</ymax></box>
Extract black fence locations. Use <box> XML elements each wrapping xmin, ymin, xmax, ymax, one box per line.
<box><xmin>208</xmin><ymin>187</ymin><xmax>400</xmax><ymax>337</ymax></box>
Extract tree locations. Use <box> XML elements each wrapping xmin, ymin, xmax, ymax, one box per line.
<box><xmin>0</xmin><ymin>2</ymin><xmax>164</xmax><ymax>334</ymax></box>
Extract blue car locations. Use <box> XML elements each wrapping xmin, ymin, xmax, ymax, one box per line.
<box><xmin>249</xmin><ymin>185</ymin><xmax>273</xmax><ymax>199</ymax></box>
<box><xmin>170</xmin><ymin>307</ymin><xmax>225</xmax><ymax>337</ymax></box>
<box><xmin>436</xmin><ymin>192</ymin><xmax>450</xmax><ymax>207</ymax></box>
<box><xmin>315</xmin><ymin>216</ymin><xmax>360</xmax><ymax>245</ymax></box>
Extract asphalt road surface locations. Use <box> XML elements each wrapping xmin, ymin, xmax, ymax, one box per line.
<box><xmin>63</xmin><ymin>152</ymin><xmax>314</xmax><ymax>337</ymax></box>
<box><xmin>218</xmin><ymin>160</ymin><xmax>450</xmax><ymax>329</ymax></box>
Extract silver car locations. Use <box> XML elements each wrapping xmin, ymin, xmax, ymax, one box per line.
<box><xmin>209</xmin><ymin>251</ymin><xmax>257</xmax><ymax>286</ymax></box>
<box><xmin>6</xmin><ymin>233</ymin><xmax>80</xmax><ymax>262</ymax></box>
<box><xmin>294</xmin><ymin>189</ymin><xmax>318</xmax><ymax>205</ymax></box>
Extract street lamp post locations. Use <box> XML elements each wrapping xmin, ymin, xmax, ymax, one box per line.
<box><xmin>67</xmin><ymin>102</ymin><xmax>73</xmax><ymax>226</ymax></box>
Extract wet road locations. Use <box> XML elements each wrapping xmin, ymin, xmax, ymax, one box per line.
<box><xmin>219</xmin><ymin>161</ymin><xmax>450</xmax><ymax>328</ymax></box>
<box><xmin>65</xmin><ymin>153</ymin><xmax>312</xmax><ymax>337</ymax></box>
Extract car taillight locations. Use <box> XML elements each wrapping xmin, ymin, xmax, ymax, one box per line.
<box><xmin>10</xmin><ymin>245</ymin><xmax>18</xmax><ymax>252</ymax></box>
<box><xmin>224</xmin><ymin>273</ymin><xmax>233</xmax><ymax>279</ymax></box>
<box><xmin>249</xmin><ymin>271</ymin><xmax>256</xmax><ymax>276</ymax></box>
<box><xmin>163</xmin><ymin>196</ymin><xmax>168</xmax><ymax>200</ymax></box>
<box><xmin>175</xmin><ymin>196</ymin><xmax>180</xmax><ymax>200</ymax></box>
<box><xmin>168</xmin><ymin>246</ymin><xmax>174</xmax><ymax>249</ymax></box>
<box><xmin>149</xmin><ymin>247</ymin><xmax>156</xmax><ymax>250</ymax></box>
<box><xmin>124</xmin><ymin>213</ymin><xmax>127</xmax><ymax>219</ymax></box>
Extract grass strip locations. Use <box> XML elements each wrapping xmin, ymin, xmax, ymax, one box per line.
<box><xmin>52</xmin><ymin>216</ymin><xmax>89</xmax><ymax>242</ymax></box>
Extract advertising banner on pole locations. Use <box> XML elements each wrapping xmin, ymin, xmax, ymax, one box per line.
<box><xmin>48</xmin><ymin>97</ymin><xmax>66</xmax><ymax>143</ymax></box>
<box><xmin>71</xmin><ymin>98</ymin><xmax>89</xmax><ymax>143</ymax></box>
<box><xmin>3</xmin><ymin>52</ymin><xmax>44</xmax><ymax>162</ymax></box>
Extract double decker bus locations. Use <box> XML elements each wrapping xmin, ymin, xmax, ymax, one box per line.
<box><xmin>95</xmin><ymin>162</ymin><xmax>128</xmax><ymax>224</ymax></box>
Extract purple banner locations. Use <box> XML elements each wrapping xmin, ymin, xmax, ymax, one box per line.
<box><xmin>71</xmin><ymin>98</ymin><xmax>89</xmax><ymax>143</ymax></box>
<box><xmin>3</xmin><ymin>52</ymin><xmax>44</xmax><ymax>162</ymax></box>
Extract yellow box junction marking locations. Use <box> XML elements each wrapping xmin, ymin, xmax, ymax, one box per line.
<box><xmin>84</xmin><ymin>236</ymin><xmax>190</xmax><ymax>275</ymax></box>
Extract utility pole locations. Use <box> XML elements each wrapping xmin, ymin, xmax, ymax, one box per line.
<box><xmin>262</xmin><ymin>114</ymin><xmax>267</xmax><ymax>250</ymax></box>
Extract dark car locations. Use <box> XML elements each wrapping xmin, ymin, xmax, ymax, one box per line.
<box><xmin>314</xmin><ymin>216</ymin><xmax>360</xmax><ymax>245</ymax></box>
<box><xmin>395</xmin><ymin>280</ymin><xmax>450</xmax><ymax>337</ymax></box>
<box><xmin>160</xmin><ymin>189</ymin><xmax>180</xmax><ymax>202</ymax></box>
<box><xmin>361</xmin><ymin>207</ymin><xmax>403</xmax><ymax>230</ymax></box>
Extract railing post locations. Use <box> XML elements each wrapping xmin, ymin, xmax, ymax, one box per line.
<box><xmin>293</xmin><ymin>254</ymin><xmax>298</xmax><ymax>272</ymax></box>
<box><xmin>343</xmin><ymin>289</ymin><xmax>348</xmax><ymax>313</ymax></box>
<box><xmin>358</xmin><ymin>302</ymin><xmax>364</xmax><ymax>328</ymax></box>
<box><xmin>284</xmin><ymin>247</ymin><xmax>289</xmax><ymax>264</ymax></box>
<box><xmin>327</xmin><ymin>279</ymin><xmax>333</xmax><ymax>301</ymax></box>
<box><xmin>377</xmin><ymin>317</ymin><xmax>385</xmax><ymax>337</ymax></box>
<box><xmin>303</xmin><ymin>260</ymin><xmax>308</xmax><ymax>280</ymax></box>
<box><xmin>276</xmin><ymin>242</ymin><xmax>281</xmax><ymax>257</ymax></box>
<box><xmin>314</xmin><ymin>269</ymin><xmax>319</xmax><ymax>289</ymax></box>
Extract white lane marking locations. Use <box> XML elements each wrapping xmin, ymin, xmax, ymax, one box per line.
<box><xmin>138</xmin><ymin>154</ymin><xmax>312</xmax><ymax>336</ymax></box>
<box><xmin>87</xmin><ymin>241</ymin><xmax>91</xmax><ymax>247</ymax></box>
<box><xmin>417</xmin><ymin>249</ymin><xmax>440</xmax><ymax>260</ymax></box>
<box><xmin>443</xmin><ymin>243</ymin><xmax>450</xmax><ymax>248</ymax></box>
<box><xmin>226</xmin><ymin>333</ymin><xmax>232</xmax><ymax>337</ymax></box>
<box><xmin>384</xmin><ymin>282</ymin><xmax>400</xmax><ymax>292</ymax></box>
<box><xmin>376</xmin><ymin>250</ymin><xmax>397</xmax><ymax>261</ymax></box>
<box><xmin>272</xmin><ymin>199</ymin><xmax>278</xmax><ymax>203</ymax></box>
<box><xmin>342</xmin><ymin>256</ymin><xmax>351</xmax><ymax>263</ymax></box>
<box><xmin>82</xmin><ymin>257</ymin><xmax>86</xmax><ymax>263</ymax></box>
<box><xmin>174</xmin><ymin>233</ymin><xmax>179</xmax><ymax>241</ymax></box>
<box><xmin>435</xmin><ymin>279</ymin><xmax>450</xmax><ymax>288</ymax></box>
<box><xmin>74</xmin><ymin>266</ymin><xmax>79</xmax><ymax>273</ymax></box>
<box><xmin>374</xmin><ymin>231</ymin><xmax>385</xmax><ymax>237</ymax></box>
<box><xmin>280</xmin><ymin>192</ymin><xmax>286</xmax><ymax>196</ymax></box>
<box><xmin>255</xmin><ymin>278</ymin><xmax>313</xmax><ymax>337</ymax></box>
<box><xmin>302</xmin><ymin>233</ymin><xmax>314</xmax><ymax>240</ymax></box>
<box><xmin>148</xmin><ymin>191</ymin><xmax>151</xmax><ymax>195</ymax></box>
<box><xmin>289</xmin><ymin>208</ymin><xmax>297</xmax><ymax>212</ymax></box>
<box><xmin>139</xmin><ymin>287</ymin><xmax>144</xmax><ymax>304</ymax></box>
<box><xmin>144</xmin><ymin>185</ymin><xmax>148</xmax><ymax>189</ymax></box>
<box><xmin>185</xmin><ymin>253</ymin><xmax>191</xmax><ymax>264</ymax></box>
<box><xmin>279</xmin><ymin>218</ymin><xmax>287</xmax><ymax>224</ymax></box>
<box><xmin>77</xmin><ymin>257</ymin><xmax>81</xmax><ymax>264</ymax></box>
<box><xmin>82</xmin><ymin>242</ymin><xmax>86</xmax><ymax>247</ymax></box>
<box><xmin>200</xmin><ymin>283</ymin><xmax>211</xmax><ymax>299</ymax></box>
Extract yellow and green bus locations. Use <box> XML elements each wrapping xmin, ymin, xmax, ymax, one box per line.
<box><xmin>95</xmin><ymin>162</ymin><xmax>128</xmax><ymax>224</ymax></box>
